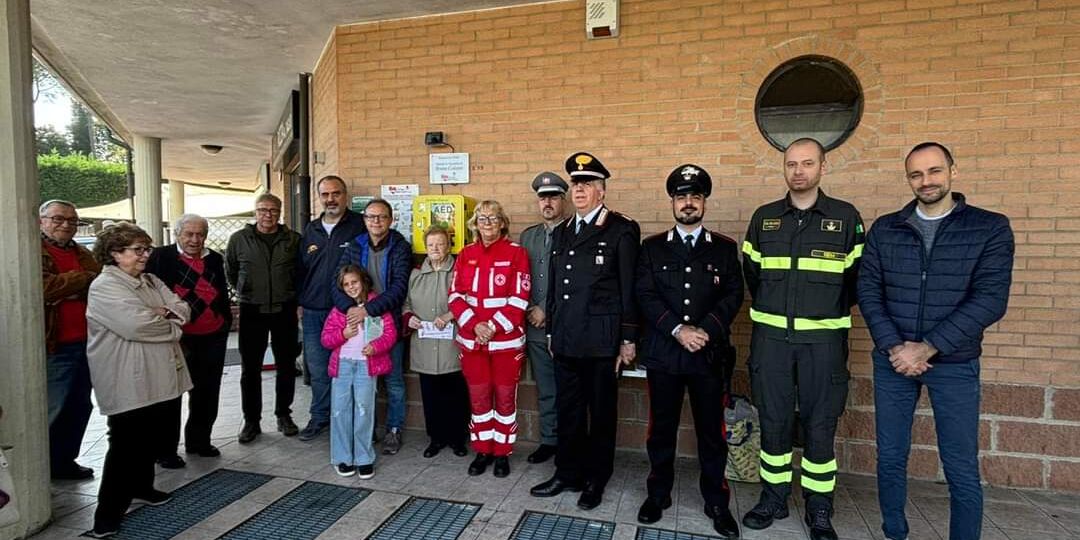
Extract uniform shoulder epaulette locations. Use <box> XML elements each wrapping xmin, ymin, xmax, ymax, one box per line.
<box><xmin>645</xmin><ymin>231</ymin><xmax>668</xmax><ymax>243</ymax></box>
<box><xmin>610</xmin><ymin>209</ymin><xmax>637</xmax><ymax>223</ymax></box>
<box><xmin>713</xmin><ymin>232</ymin><xmax>737</xmax><ymax>244</ymax></box>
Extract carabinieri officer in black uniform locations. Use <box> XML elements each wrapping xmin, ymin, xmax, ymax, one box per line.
<box><xmin>530</xmin><ymin>152</ymin><xmax>640</xmax><ymax>511</ymax></box>
<box><xmin>635</xmin><ymin>164</ymin><xmax>743</xmax><ymax>538</ymax></box>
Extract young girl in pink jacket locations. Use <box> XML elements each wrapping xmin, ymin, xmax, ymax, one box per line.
<box><xmin>321</xmin><ymin>265</ymin><xmax>397</xmax><ymax>478</ymax></box>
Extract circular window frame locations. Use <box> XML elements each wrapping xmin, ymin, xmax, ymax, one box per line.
<box><xmin>754</xmin><ymin>54</ymin><xmax>864</xmax><ymax>153</ymax></box>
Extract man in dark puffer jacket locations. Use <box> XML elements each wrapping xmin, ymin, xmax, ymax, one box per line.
<box><xmin>857</xmin><ymin>142</ymin><xmax>1014</xmax><ymax>540</ymax></box>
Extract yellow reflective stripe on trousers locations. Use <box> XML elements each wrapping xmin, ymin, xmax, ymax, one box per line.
<box><xmin>759</xmin><ymin>450</ymin><xmax>793</xmax><ymax>468</ymax></box>
<box><xmin>800</xmin><ymin>458</ymin><xmax>837</xmax><ymax>474</ymax></box>
<box><xmin>761</xmin><ymin>468</ymin><xmax>793</xmax><ymax>485</ymax></box>
<box><xmin>750</xmin><ymin>309</ymin><xmax>852</xmax><ymax>331</ymax></box>
<box><xmin>800</xmin><ymin>475</ymin><xmax>836</xmax><ymax>493</ymax></box>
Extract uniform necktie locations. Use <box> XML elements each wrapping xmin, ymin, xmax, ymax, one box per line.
<box><xmin>576</xmin><ymin>219</ymin><xmax>584</xmax><ymax>235</ymax></box>
<box><xmin>684</xmin><ymin>234</ymin><xmax>694</xmax><ymax>253</ymax></box>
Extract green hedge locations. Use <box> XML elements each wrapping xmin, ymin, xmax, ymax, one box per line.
<box><xmin>38</xmin><ymin>152</ymin><xmax>126</xmax><ymax>208</ymax></box>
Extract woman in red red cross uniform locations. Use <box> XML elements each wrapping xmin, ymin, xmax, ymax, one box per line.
<box><xmin>449</xmin><ymin>200</ymin><xmax>531</xmax><ymax>478</ymax></box>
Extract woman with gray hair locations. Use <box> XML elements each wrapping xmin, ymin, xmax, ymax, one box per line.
<box><xmin>86</xmin><ymin>223</ymin><xmax>191</xmax><ymax>538</ymax></box>
<box><xmin>146</xmin><ymin>214</ymin><xmax>233</xmax><ymax>466</ymax></box>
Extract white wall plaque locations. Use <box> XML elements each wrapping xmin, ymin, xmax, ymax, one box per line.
<box><xmin>429</xmin><ymin>153</ymin><xmax>470</xmax><ymax>185</ymax></box>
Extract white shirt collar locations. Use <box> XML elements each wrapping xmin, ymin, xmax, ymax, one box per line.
<box><xmin>176</xmin><ymin>244</ymin><xmax>209</xmax><ymax>259</ymax></box>
<box><xmin>674</xmin><ymin>224</ymin><xmax>703</xmax><ymax>246</ymax></box>
<box><xmin>576</xmin><ymin>205</ymin><xmax>603</xmax><ymax>227</ymax></box>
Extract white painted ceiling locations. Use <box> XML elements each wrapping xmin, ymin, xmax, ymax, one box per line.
<box><xmin>30</xmin><ymin>0</ymin><xmax>549</xmax><ymax>190</ymax></box>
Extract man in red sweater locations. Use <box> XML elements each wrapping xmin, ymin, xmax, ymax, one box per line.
<box><xmin>40</xmin><ymin>200</ymin><xmax>101</xmax><ymax>481</ymax></box>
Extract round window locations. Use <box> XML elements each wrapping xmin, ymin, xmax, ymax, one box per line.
<box><xmin>755</xmin><ymin>55</ymin><xmax>863</xmax><ymax>152</ymax></box>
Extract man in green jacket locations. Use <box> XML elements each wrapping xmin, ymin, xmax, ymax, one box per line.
<box><xmin>226</xmin><ymin>193</ymin><xmax>302</xmax><ymax>444</ymax></box>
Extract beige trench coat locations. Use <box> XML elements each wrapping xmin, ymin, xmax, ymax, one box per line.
<box><xmin>403</xmin><ymin>255</ymin><xmax>461</xmax><ymax>375</ymax></box>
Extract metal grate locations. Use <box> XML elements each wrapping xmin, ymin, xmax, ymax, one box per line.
<box><xmin>366</xmin><ymin>497</ymin><xmax>481</xmax><ymax>540</ymax></box>
<box><xmin>509</xmin><ymin>511</ymin><xmax>615</xmax><ymax>540</ymax></box>
<box><xmin>84</xmin><ymin>469</ymin><xmax>273</xmax><ymax>540</ymax></box>
<box><xmin>219</xmin><ymin>481</ymin><xmax>369</xmax><ymax>540</ymax></box>
<box><xmin>636</xmin><ymin>526</ymin><xmax>726</xmax><ymax>540</ymax></box>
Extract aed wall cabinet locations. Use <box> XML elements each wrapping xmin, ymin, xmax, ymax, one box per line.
<box><xmin>412</xmin><ymin>195</ymin><xmax>476</xmax><ymax>254</ymax></box>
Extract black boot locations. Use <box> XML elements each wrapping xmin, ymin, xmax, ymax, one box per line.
<box><xmin>468</xmin><ymin>453</ymin><xmax>493</xmax><ymax>476</ymax></box>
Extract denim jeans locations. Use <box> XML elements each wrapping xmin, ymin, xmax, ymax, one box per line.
<box><xmin>874</xmin><ymin>354</ymin><xmax>982</xmax><ymax>540</ymax></box>
<box><xmin>384</xmin><ymin>340</ymin><xmax>406</xmax><ymax>430</ymax></box>
<box><xmin>331</xmin><ymin>357</ymin><xmax>377</xmax><ymax>466</ymax></box>
<box><xmin>46</xmin><ymin>341</ymin><xmax>93</xmax><ymax>470</ymax></box>
<box><xmin>302</xmin><ymin>308</ymin><xmax>332</xmax><ymax>426</ymax></box>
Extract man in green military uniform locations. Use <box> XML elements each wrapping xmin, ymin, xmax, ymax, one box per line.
<box><xmin>518</xmin><ymin>171</ymin><xmax>569</xmax><ymax>464</ymax></box>
<box><xmin>740</xmin><ymin>138</ymin><xmax>865</xmax><ymax>540</ymax></box>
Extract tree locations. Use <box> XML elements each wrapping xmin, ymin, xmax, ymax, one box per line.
<box><xmin>68</xmin><ymin>102</ymin><xmax>94</xmax><ymax>155</ymax></box>
<box><xmin>35</xmin><ymin>125</ymin><xmax>70</xmax><ymax>155</ymax></box>
<box><xmin>32</xmin><ymin>58</ymin><xmax>62</xmax><ymax>104</ymax></box>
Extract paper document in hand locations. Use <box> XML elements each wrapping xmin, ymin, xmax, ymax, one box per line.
<box><xmin>418</xmin><ymin>321</ymin><xmax>455</xmax><ymax>340</ymax></box>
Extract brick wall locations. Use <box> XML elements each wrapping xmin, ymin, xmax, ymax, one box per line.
<box><xmin>311</xmin><ymin>0</ymin><xmax>1080</xmax><ymax>490</ymax></box>
<box><xmin>312</xmin><ymin>33</ymin><xmax>340</xmax><ymax>181</ymax></box>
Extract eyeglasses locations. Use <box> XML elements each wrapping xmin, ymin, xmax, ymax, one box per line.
<box><xmin>255</xmin><ymin>208</ymin><xmax>281</xmax><ymax>215</ymax></box>
<box><xmin>364</xmin><ymin>214</ymin><xmax>391</xmax><ymax>222</ymax></box>
<box><xmin>45</xmin><ymin>216</ymin><xmax>80</xmax><ymax>226</ymax></box>
<box><xmin>121</xmin><ymin>246</ymin><xmax>153</xmax><ymax>256</ymax></box>
<box><xmin>476</xmin><ymin>215</ymin><xmax>500</xmax><ymax>225</ymax></box>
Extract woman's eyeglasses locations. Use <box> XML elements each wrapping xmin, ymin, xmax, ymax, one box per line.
<box><xmin>122</xmin><ymin>246</ymin><xmax>153</xmax><ymax>256</ymax></box>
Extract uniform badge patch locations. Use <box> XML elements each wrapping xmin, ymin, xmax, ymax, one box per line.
<box><xmin>494</xmin><ymin>274</ymin><xmax>507</xmax><ymax>286</ymax></box>
<box><xmin>762</xmin><ymin>219</ymin><xmax>782</xmax><ymax>231</ymax></box>
<box><xmin>821</xmin><ymin>219</ymin><xmax>843</xmax><ymax>233</ymax></box>
<box><xmin>856</xmin><ymin>223</ymin><xmax>864</xmax><ymax>234</ymax></box>
<box><xmin>810</xmin><ymin>249</ymin><xmax>846</xmax><ymax>260</ymax></box>
<box><xmin>307</xmin><ymin>244</ymin><xmax>318</xmax><ymax>253</ymax></box>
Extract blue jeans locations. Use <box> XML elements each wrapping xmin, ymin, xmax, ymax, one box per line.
<box><xmin>874</xmin><ymin>354</ymin><xmax>982</xmax><ymax>540</ymax></box>
<box><xmin>331</xmin><ymin>357</ymin><xmax>377</xmax><ymax>466</ymax></box>
<box><xmin>303</xmin><ymin>308</ymin><xmax>333</xmax><ymax>426</ymax></box>
<box><xmin>47</xmin><ymin>342</ymin><xmax>94</xmax><ymax>470</ymax></box>
<box><xmin>384</xmin><ymin>340</ymin><xmax>406</xmax><ymax>430</ymax></box>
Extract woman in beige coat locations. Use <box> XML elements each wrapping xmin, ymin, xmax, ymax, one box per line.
<box><xmin>85</xmin><ymin>223</ymin><xmax>192</xmax><ymax>538</ymax></box>
<box><xmin>403</xmin><ymin>227</ymin><xmax>470</xmax><ymax>458</ymax></box>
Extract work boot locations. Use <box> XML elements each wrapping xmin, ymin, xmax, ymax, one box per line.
<box><xmin>382</xmin><ymin>428</ymin><xmax>402</xmax><ymax>455</ymax></box>
<box><xmin>238</xmin><ymin>421</ymin><xmax>261</xmax><ymax>444</ymax></box>
<box><xmin>805</xmin><ymin>507</ymin><xmax>839</xmax><ymax>540</ymax></box>
<box><xmin>277</xmin><ymin>415</ymin><xmax>299</xmax><ymax>437</ymax></box>
<box><xmin>742</xmin><ymin>495</ymin><xmax>789</xmax><ymax>530</ymax></box>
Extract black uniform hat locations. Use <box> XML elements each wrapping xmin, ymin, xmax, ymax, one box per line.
<box><xmin>565</xmin><ymin>152</ymin><xmax>610</xmax><ymax>181</ymax></box>
<box><xmin>531</xmin><ymin>172</ymin><xmax>569</xmax><ymax>196</ymax></box>
<box><xmin>666</xmin><ymin>164</ymin><xmax>712</xmax><ymax>197</ymax></box>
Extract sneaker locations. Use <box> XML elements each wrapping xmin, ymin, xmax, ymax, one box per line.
<box><xmin>742</xmin><ymin>496</ymin><xmax>789</xmax><ymax>530</ymax></box>
<box><xmin>805</xmin><ymin>507</ymin><xmax>839</xmax><ymax>540</ymax></box>
<box><xmin>298</xmin><ymin>421</ymin><xmax>327</xmax><ymax>442</ymax></box>
<box><xmin>382</xmin><ymin>428</ymin><xmax>402</xmax><ymax>455</ymax></box>
<box><xmin>357</xmin><ymin>464</ymin><xmax>375</xmax><ymax>479</ymax></box>
<box><xmin>335</xmin><ymin>463</ymin><xmax>356</xmax><ymax>477</ymax></box>
<box><xmin>277</xmin><ymin>415</ymin><xmax>299</xmax><ymax>437</ymax></box>
<box><xmin>238</xmin><ymin>421</ymin><xmax>261</xmax><ymax>444</ymax></box>
<box><xmin>132</xmin><ymin>489</ymin><xmax>172</xmax><ymax>506</ymax></box>
<box><xmin>86</xmin><ymin>525</ymin><xmax>118</xmax><ymax>538</ymax></box>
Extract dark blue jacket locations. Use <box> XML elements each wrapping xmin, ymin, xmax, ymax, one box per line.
<box><xmin>332</xmin><ymin>228</ymin><xmax>412</xmax><ymax>330</ymax></box>
<box><xmin>297</xmin><ymin>209</ymin><xmax>366</xmax><ymax>310</ymax></box>
<box><xmin>857</xmin><ymin>193</ymin><xmax>1014</xmax><ymax>363</ymax></box>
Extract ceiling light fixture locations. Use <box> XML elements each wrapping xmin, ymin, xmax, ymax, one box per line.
<box><xmin>201</xmin><ymin>144</ymin><xmax>224</xmax><ymax>155</ymax></box>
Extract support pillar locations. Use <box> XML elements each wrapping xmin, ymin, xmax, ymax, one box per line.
<box><xmin>168</xmin><ymin>179</ymin><xmax>185</xmax><ymax>228</ymax></box>
<box><xmin>133</xmin><ymin>135</ymin><xmax>163</xmax><ymax>244</ymax></box>
<box><xmin>0</xmin><ymin>0</ymin><xmax>53</xmax><ymax>538</ymax></box>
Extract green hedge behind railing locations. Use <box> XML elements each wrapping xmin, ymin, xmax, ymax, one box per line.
<box><xmin>37</xmin><ymin>152</ymin><xmax>126</xmax><ymax>208</ymax></box>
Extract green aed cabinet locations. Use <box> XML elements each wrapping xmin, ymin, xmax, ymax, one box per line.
<box><xmin>411</xmin><ymin>195</ymin><xmax>476</xmax><ymax>254</ymax></box>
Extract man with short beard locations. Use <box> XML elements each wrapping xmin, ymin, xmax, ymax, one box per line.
<box><xmin>297</xmin><ymin>175</ymin><xmax>367</xmax><ymax>441</ymax></box>
<box><xmin>858</xmin><ymin>142</ymin><xmax>1013</xmax><ymax>540</ymax></box>
<box><xmin>517</xmin><ymin>171</ymin><xmax>569</xmax><ymax>464</ymax></box>
<box><xmin>740</xmin><ymin>138</ymin><xmax>864</xmax><ymax>540</ymax></box>
<box><xmin>634</xmin><ymin>165</ymin><xmax>743</xmax><ymax>538</ymax></box>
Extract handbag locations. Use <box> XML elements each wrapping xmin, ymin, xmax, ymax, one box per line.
<box><xmin>724</xmin><ymin>395</ymin><xmax>761</xmax><ymax>483</ymax></box>
<box><xmin>0</xmin><ymin>446</ymin><xmax>20</xmax><ymax>528</ymax></box>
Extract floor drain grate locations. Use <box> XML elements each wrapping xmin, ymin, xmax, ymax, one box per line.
<box><xmin>83</xmin><ymin>468</ymin><xmax>273</xmax><ymax>540</ymax></box>
<box><xmin>219</xmin><ymin>481</ymin><xmax>370</xmax><ymax>540</ymax></box>
<box><xmin>509</xmin><ymin>511</ymin><xmax>616</xmax><ymax>540</ymax></box>
<box><xmin>636</xmin><ymin>526</ymin><xmax>725</xmax><ymax>540</ymax></box>
<box><xmin>366</xmin><ymin>496</ymin><xmax>481</xmax><ymax>540</ymax></box>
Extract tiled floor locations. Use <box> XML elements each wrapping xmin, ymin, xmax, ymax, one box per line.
<box><xmin>33</xmin><ymin>360</ymin><xmax>1080</xmax><ymax>539</ymax></box>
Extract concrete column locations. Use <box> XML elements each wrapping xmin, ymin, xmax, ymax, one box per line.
<box><xmin>133</xmin><ymin>135</ymin><xmax>163</xmax><ymax>244</ymax></box>
<box><xmin>168</xmin><ymin>179</ymin><xmax>185</xmax><ymax>229</ymax></box>
<box><xmin>0</xmin><ymin>0</ymin><xmax>53</xmax><ymax>538</ymax></box>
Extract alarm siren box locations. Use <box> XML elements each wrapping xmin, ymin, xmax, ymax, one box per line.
<box><xmin>412</xmin><ymin>195</ymin><xmax>476</xmax><ymax>254</ymax></box>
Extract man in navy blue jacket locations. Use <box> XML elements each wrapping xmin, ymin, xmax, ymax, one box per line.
<box><xmin>333</xmin><ymin>198</ymin><xmax>413</xmax><ymax>454</ymax></box>
<box><xmin>296</xmin><ymin>176</ymin><xmax>366</xmax><ymax>441</ymax></box>
<box><xmin>857</xmin><ymin>142</ymin><xmax>1014</xmax><ymax>540</ymax></box>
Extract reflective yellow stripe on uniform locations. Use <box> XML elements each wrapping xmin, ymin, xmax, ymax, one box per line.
<box><xmin>750</xmin><ymin>308</ymin><xmax>852</xmax><ymax>330</ymax></box>
<box><xmin>800</xmin><ymin>458</ymin><xmax>837</xmax><ymax>493</ymax></box>
<box><xmin>800</xmin><ymin>458</ymin><xmax>837</xmax><ymax>474</ymax></box>
<box><xmin>800</xmin><ymin>475</ymin><xmax>836</xmax><ymax>493</ymax></box>
<box><xmin>759</xmin><ymin>450</ymin><xmax>794</xmax><ymax>485</ymax></box>
<box><xmin>797</xmin><ymin>243</ymin><xmax>864</xmax><ymax>274</ymax></box>
<box><xmin>759</xmin><ymin>450</ymin><xmax>793</xmax><ymax>467</ymax></box>
<box><xmin>743</xmin><ymin>242</ymin><xmax>792</xmax><ymax>270</ymax></box>
<box><xmin>761</xmin><ymin>468</ymin><xmax>794</xmax><ymax>484</ymax></box>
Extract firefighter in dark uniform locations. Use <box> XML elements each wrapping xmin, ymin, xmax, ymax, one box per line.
<box><xmin>635</xmin><ymin>164</ymin><xmax>743</xmax><ymax>538</ymax></box>
<box><xmin>741</xmin><ymin>138</ymin><xmax>865</xmax><ymax>540</ymax></box>
<box><xmin>530</xmin><ymin>152</ymin><xmax>640</xmax><ymax>511</ymax></box>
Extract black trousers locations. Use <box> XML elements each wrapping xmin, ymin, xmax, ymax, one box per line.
<box><xmin>238</xmin><ymin>303</ymin><xmax>297</xmax><ymax>422</ymax></box>
<box><xmin>94</xmin><ymin>400</ymin><xmax>172</xmax><ymax>530</ymax></box>
<box><xmin>749</xmin><ymin>331</ymin><xmax>849</xmax><ymax>511</ymax></box>
<box><xmin>418</xmin><ymin>372</ymin><xmax>470</xmax><ymax>447</ymax></box>
<box><xmin>159</xmin><ymin>332</ymin><xmax>229</xmax><ymax>457</ymax></box>
<box><xmin>553</xmin><ymin>354</ymin><xmax>618</xmax><ymax>488</ymax></box>
<box><xmin>646</xmin><ymin>369</ymin><xmax>731</xmax><ymax>508</ymax></box>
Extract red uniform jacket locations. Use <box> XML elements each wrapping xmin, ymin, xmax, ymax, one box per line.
<box><xmin>449</xmin><ymin>237</ymin><xmax>531</xmax><ymax>352</ymax></box>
